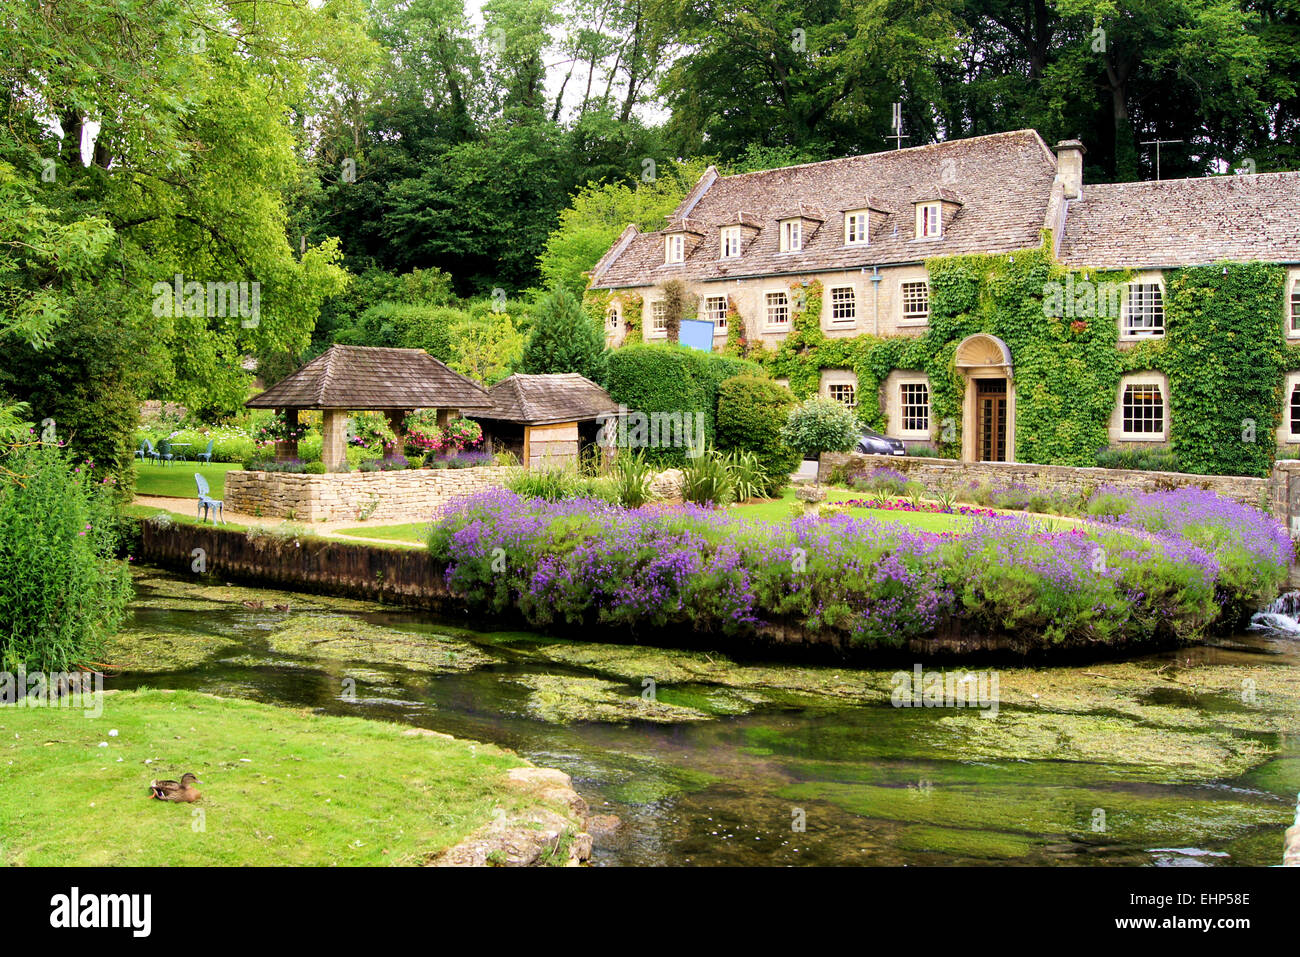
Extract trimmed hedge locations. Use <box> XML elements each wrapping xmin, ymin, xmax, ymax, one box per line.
<box><xmin>715</xmin><ymin>375</ymin><xmax>801</xmax><ymax>494</ymax></box>
<box><xmin>606</xmin><ymin>344</ymin><xmax>762</xmax><ymax>464</ymax></box>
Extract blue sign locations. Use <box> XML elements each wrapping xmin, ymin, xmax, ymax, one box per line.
<box><xmin>679</xmin><ymin>318</ymin><xmax>717</xmax><ymax>352</ymax></box>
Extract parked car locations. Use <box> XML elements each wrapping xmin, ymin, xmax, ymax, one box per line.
<box><xmin>856</xmin><ymin>428</ymin><xmax>906</xmax><ymax>456</ymax></box>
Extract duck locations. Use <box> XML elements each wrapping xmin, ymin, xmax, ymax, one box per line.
<box><xmin>272</xmin><ymin>603</ymin><xmax>291</xmax><ymax>612</ymax></box>
<box><xmin>149</xmin><ymin>773</ymin><xmax>201</xmax><ymax>802</ymax></box>
<box><xmin>241</xmin><ymin>600</ymin><xmax>264</xmax><ymax>609</ymax></box>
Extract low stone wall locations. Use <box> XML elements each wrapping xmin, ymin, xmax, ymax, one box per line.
<box><xmin>819</xmin><ymin>453</ymin><xmax>1271</xmax><ymax>509</ymax></box>
<box><xmin>225</xmin><ymin>466</ymin><xmax>518</xmax><ymax>522</ymax></box>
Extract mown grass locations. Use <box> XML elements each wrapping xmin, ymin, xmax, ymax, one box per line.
<box><xmin>334</xmin><ymin>522</ymin><xmax>432</xmax><ymax>544</ymax></box>
<box><xmin>0</xmin><ymin>688</ymin><xmax>540</xmax><ymax>866</ymax></box>
<box><xmin>731</xmin><ymin>487</ymin><xmax>970</xmax><ymax>533</ymax></box>
<box><xmin>133</xmin><ymin>461</ymin><xmax>241</xmax><ymax>499</ymax></box>
<box><xmin>119</xmin><ymin>504</ymin><xmax>251</xmax><ymax>533</ymax></box>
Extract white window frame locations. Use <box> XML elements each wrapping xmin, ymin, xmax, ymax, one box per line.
<box><xmin>1117</xmin><ymin>376</ymin><xmax>1168</xmax><ymax>441</ymax></box>
<box><xmin>899</xmin><ymin>280</ymin><xmax>930</xmax><ymax>325</ymax></box>
<box><xmin>844</xmin><ymin>210</ymin><xmax>870</xmax><ymax>246</ymax></box>
<box><xmin>827</xmin><ymin>284</ymin><xmax>857</xmax><ymax>326</ymax></box>
<box><xmin>779</xmin><ymin>219</ymin><xmax>802</xmax><ymax>252</ymax></box>
<box><xmin>648</xmin><ymin>300</ymin><xmax>667</xmax><ymax>337</ymax></box>
<box><xmin>1288</xmin><ymin>276</ymin><xmax>1300</xmax><ymax>338</ymax></box>
<box><xmin>703</xmin><ymin>295</ymin><xmax>728</xmax><ymax>332</ymax></box>
<box><xmin>1289</xmin><ymin>379</ymin><xmax>1300</xmax><ymax>440</ymax></box>
<box><xmin>720</xmin><ymin>226</ymin><xmax>742</xmax><ymax>259</ymax></box>
<box><xmin>1120</xmin><ymin>279</ymin><xmax>1166</xmax><ymax>339</ymax></box>
<box><xmin>897</xmin><ymin>379</ymin><xmax>931</xmax><ymax>437</ymax></box>
<box><xmin>916</xmin><ymin>203</ymin><xmax>942</xmax><ymax>239</ymax></box>
<box><xmin>828</xmin><ymin>382</ymin><xmax>857</xmax><ymax>409</ymax></box>
<box><xmin>764</xmin><ymin>290</ymin><xmax>791</xmax><ymax>329</ymax></box>
<box><xmin>665</xmin><ymin>234</ymin><xmax>685</xmax><ymax>264</ymax></box>
<box><xmin>605</xmin><ymin>302</ymin><xmax>621</xmax><ymax>330</ymax></box>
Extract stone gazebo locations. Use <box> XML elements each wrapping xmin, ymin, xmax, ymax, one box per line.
<box><xmin>246</xmin><ymin>344</ymin><xmax>493</xmax><ymax>471</ymax></box>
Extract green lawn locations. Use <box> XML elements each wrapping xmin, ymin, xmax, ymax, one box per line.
<box><xmin>119</xmin><ymin>503</ymin><xmax>250</xmax><ymax>532</ymax></box>
<box><xmin>335</xmin><ymin>522</ymin><xmax>432</xmax><ymax>544</ymax></box>
<box><xmin>730</xmin><ymin>487</ymin><xmax>970</xmax><ymax>533</ymax></box>
<box><xmin>0</xmin><ymin>688</ymin><xmax>557</xmax><ymax>866</ymax></box>
<box><xmin>134</xmin><ymin>460</ymin><xmax>241</xmax><ymax>499</ymax></box>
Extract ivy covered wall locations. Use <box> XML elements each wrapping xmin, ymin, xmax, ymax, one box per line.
<box><xmin>739</xmin><ymin>245</ymin><xmax>1289</xmax><ymax>477</ymax></box>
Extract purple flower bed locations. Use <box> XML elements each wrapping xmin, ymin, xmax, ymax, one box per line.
<box><xmin>426</xmin><ymin>485</ymin><xmax>1286</xmax><ymax>649</ymax></box>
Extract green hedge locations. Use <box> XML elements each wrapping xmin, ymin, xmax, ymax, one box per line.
<box><xmin>715</xmin><ymin>375</ymin><xmax>801</xmax><ymax>494</ymax></box>
<box><xmin>606</xmin><ymin>344</ymin><xmax>762</xmax><ymax>464</ymax></box>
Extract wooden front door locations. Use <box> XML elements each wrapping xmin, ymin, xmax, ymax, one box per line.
<box><xmin>975</xmin><ymin>378</ymin><xmax>1008</xmax><ymax>462</ymax></box>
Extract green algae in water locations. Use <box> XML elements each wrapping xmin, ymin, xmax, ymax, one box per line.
<box><xmin>776</xmin><ymin>779</ymin><xmax>1287</xmax><ymax>850</ymax></box>
<box><xmin>893</xmin><ymin>823</ymin><xmax>1038</xmax><ymax>861</ymax></box>
<box><xmin>266</xmin><ymin>615</ymin><xmax>495</xmax><ymax>673</ymax></box>
<box><xmin>603</xmin><ymin>764</ymin><xmax>722</xmax><ymax>805</ymax></box>
<box><xmin>510</xmin><ymin>675</ymin><xmax>710</xmax><ymax>725</ymax></box>
<box><xmin>103</xmin><ymin>627</ymin><xmax>244</xmax><ymax>674</ymax></box>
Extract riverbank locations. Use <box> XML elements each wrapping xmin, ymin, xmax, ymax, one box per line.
<box><xmin>0</xmin><ymin>687</ymin><xmax>590</xmax><ymax>866</ymax></box>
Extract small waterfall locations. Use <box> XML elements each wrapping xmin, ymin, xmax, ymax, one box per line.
<box><xmin>1249</xmin><ymin>591</ymin><xmax>1300</xmax><ymax>635</ymax></box>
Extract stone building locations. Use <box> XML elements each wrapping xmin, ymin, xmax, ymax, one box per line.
<box><xmin>586</xmin><ymin>130</ymin><xmax>1300</xmax><ymax>467</ymax></box>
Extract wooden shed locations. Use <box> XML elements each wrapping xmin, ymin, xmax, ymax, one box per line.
<box><xmin>475</xmin><ymin>373</ymin><xmax>618</xmax><ymax>470</ymax></box>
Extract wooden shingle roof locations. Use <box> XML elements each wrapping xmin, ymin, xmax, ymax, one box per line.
<box><xmin>482</xmin><ymin>373</ymin><xmax>618</xmax><ymax>425</ymax></box>
<box><xmin>246</xmin><ymin>345</ymin><xmax>491</xmax><ymax>411</ymax></box>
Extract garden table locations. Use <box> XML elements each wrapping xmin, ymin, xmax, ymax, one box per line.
<box><xmin>170</xmin><ymin>443</ymin><xmax>191</xmax><ymax>461</ymax></box>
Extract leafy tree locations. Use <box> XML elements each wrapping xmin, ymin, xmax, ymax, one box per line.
<box><xmin>782</xmin><ymin>397</ymin><xmax>859</xmax><ymax>461</ymax></box>
<box><xmin>519</xmin><ymin>284</ymin><xmax>610</xmax><ymax>382</ymax></box>
<box><xmin>448</xmin><ymin>312</ymin><xmax>526</xmax><ymax>384</ymax></box>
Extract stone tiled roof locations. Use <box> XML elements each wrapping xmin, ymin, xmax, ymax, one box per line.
<box><xmin>481</xmin><ymin>373</ymin><xmax>618</xmax><ymax>425</ymax></box>
<box><xmin>589</xmin><ymin>129</ymin><xmax>1059</xmax><ymax>288</ymax></box>
<box><xmin>1057</xmin><ymin>173</ymin><xmax>1300</xmax><ymax>269</ymax></box>
<box><xmin>246</xmin><ymin>345</ymin><xmax>492</xmax><ymax>411</ymax></box>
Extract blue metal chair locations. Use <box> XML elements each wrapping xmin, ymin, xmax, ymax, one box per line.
<box><xmin>134</xmin><ymin>440</ymin><xmax>149</xmax><ymax>460</ymax></box>
<box><xmin>155</xmin><ymin>439</ymin><xmax>175</xmax><ymax>466</ymax></box>
<box><xmin>195</xmin><ymin>473</ymin><xmax>224</xmax><ymax>524</ymax></box>
<box><xmin>143</xmin><ymin>439</ymin><xmax>157</xmax><ymax>463</ymax></box>
<box><xmin>196</xmin><ymin>439</ymin><xmax>214</xmax><ymax>463</ymax></box>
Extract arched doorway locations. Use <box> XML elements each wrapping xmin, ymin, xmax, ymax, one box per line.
<box><xmin>954</xmin><ymin>334</ymin><xmax>1015</xmax><ymax>463</ymax></box>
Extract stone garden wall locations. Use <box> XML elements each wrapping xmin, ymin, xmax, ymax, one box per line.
<box><xmin>225</xmin><ymin>466</ymin><xmax>519</xmax><ymax>522</ymax></box>
<box><xmin>819</xmin><ymin>453</ymin><xmax>1272</xmax><ymax>509</ymax></box>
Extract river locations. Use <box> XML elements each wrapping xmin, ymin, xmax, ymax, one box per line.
<box><xmin>109</xmin><ymin>568</ymin><xmax>1300</xmax><ymax>866</ymax></box>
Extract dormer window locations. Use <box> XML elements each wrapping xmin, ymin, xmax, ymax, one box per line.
<box><xmin>844</xmin><ymin>210</ymin><xmax>870</xmax><ymax>246</ymax></box>
<box><xmin>917</xmin><ymin>203</ymin><xmax>942</xmax><ymax>239</ymax></box>
<box><xmin>720</xmin><ymin>226</ymin><xmax>742</xmax><ymax>259</ymax></box>
<box><xmin>780</xmin><ymin>219</ymin><xmax>802</xmax><ymax>252</ymax></box>
<box><xmin>665</xmin><ymin>234</ymin><xmax>685</xmax><ymax>264</ymax></box>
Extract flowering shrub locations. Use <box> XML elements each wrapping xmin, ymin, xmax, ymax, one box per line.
<box><xmin>403</xmin><ymin>413</ymin><xmax>483</xmax><ymax>457</ymax></box>
<box><xmin>252</xmin><ymin>412</ymin><xmax>308</xmax><ymax>446</ymax></box>
<box><xmin>426</xmin><ymin>487</ymin><xmax>1274</xmax><ymax>650</ymax></box>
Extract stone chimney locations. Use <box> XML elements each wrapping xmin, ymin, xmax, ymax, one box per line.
<box><xmin>1055</xmin><ymin>139</ymin><xmax>1086</xmax><ymax>200</ymax></box>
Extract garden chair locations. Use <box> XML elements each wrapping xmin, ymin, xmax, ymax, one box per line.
<box><xmin>155</xmin><ymin>439</ymin><xmax>175</xmax><ymax>466</ymax></box>
<box><xmin>196</xmin><ymin>439</ymin><xmax>214</xmax><ymax>463</ymax></box>
<box><xmin>195</xmin><ymin>473</ymin><xmax>224</xmax><ymax>524</ymax></box>
<box><xmin>135</xmin><ymin>439</ymin><xmax>150</xmax><ymax>460</ymax></box>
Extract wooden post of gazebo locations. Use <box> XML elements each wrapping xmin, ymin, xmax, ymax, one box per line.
<box><xmin>245</xmin><ymin>345</ymin><xmax>493</xmax><ymax>473</ymax></box>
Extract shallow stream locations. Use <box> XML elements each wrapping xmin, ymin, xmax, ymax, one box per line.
<box><xmin>110</xmin><ymin>568</ymin><xmax>1300</xmax><ymax>866</ymax></box>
